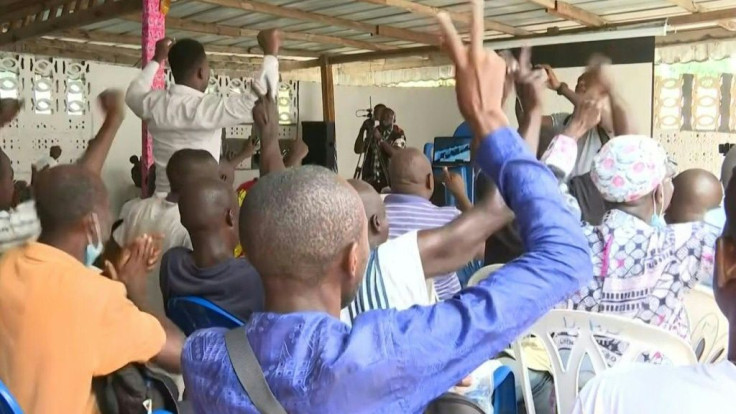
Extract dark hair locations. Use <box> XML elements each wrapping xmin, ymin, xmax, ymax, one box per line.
<box><xmin>36</xmin><ymin>165</ymin><xmax>108</xmax><ymax>234</ymax></box>
<box><xmin>168</xmin><ymin>39</ymin><xmax>207</xmax><ymax>84</ymax></box>
<box><xmin>166</xmin><ymin>149</ymin><xmax>218</xmax><ymax>194</ymax></box>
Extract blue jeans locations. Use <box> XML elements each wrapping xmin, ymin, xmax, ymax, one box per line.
<box><xmin>497</xmin><ymin>356</ymin><xmax>555</xmax><ymax>414</ymax></box>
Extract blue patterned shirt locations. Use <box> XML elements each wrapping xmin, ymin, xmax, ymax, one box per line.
<box><xmin>182</xmin><ymin>127</ymin><xmax>593</xmax><ymax>414</ymax></box>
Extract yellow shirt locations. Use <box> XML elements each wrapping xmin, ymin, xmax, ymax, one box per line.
<box><xmin>0</xmin><ymin>243</ymin><xmax>166</xmax><ymax>413</ymax></box>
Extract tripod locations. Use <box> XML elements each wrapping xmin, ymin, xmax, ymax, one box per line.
<box><xmin>353</xmin><ymin>125</ymin><xmax>390</xmax><ymax>189</ymax></box>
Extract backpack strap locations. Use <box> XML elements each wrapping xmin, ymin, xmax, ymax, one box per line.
<box><xmin>225</xmin><ymin>327</ymin><xmax>287</xmax><ymax>414</ymax></box>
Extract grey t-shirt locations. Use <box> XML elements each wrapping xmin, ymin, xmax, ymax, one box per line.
<box><xmin>548</xmin><ymin>112</ymin><xmax>606</xmax><ymax>178</ymax></box>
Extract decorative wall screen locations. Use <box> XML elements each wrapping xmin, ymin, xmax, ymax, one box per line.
<box><xmin>654</xmin><ymin>59</ymin><xmax>736</xmax><ymax>177</ymax></box>
<box><xmin>165</xmin><ymin>71</ymin><xmax>299</xmax><ymax>170</ymax></box>
<box><xmin>0</xmin><ymin>53</ymin><xmax>91</xmax><ymax>181</ymax></box>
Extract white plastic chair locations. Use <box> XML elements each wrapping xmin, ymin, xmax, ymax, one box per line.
<box><xmin>684</xmin><ymin>284</ymin><xmax>729</xmax><ymax>363</ymax></box>
<box><xmin>467</xmin><ymin>264</ymin><xmax>504</xmax><ymax>287</ymax></box>
<box><xmin>512</xmin><ymin>309</ymin><xmax>697</xmax><ymax>414</ymax></box>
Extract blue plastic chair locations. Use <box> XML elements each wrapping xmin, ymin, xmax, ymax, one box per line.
<box><xmin>166</xmin><ymin>297</ymin><xmax>244</xmax><ymax>336</ymax></box>
<box><xmin>0</xmin><ymin>378</ymin><xmax>22</xmax><ymax>414</ymax></box>
<box><xmin>493</xmin><ymin>365</ymin><xmax>517</xmax><ymax>414</ymax></box>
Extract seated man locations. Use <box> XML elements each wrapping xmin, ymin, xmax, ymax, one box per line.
<box><xmin>666</xmin><ymin>168</ymin><xmax>724</xmax><ymax>229</ymax></box>
<box><xmin>0</xmin><ymin>165</ymin><xmax>183</xmax><ymax>413</ymax></box>
<box><xmin>182</xmin><ymin>8</ymin><xmax>592</xmax><ymax>410</ymax></box>
<box><xmin>111</xmin><ymin>149</ymin><xmax>220</xmax><ymax>314</ymax></box>
<box><xmin>125</xmin><ymin>31</ymin><xmax>280</xmax><ymax>194</ymax></box>
<box><xmin>544</xmin><ymin>127</ymin><xmax>719</xmax><ymax>340</ymax></box>
<box><xmin>382</xmin><ymin>148</ymin><xmax>475</xmax><ymax>300</ymax></box>
<box><xmin>161</xmin><ymin>177</ymin><xmax>263</xmax><ymax>321</ymax></box>
<box><xmin>572</xmin><ymin>170</ymin><xmax>736</xmax><ymax>414</ymax></box>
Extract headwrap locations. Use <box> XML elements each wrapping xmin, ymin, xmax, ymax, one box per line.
<box><xmin>591</xmin><ymin>135</ymin><xmax>673</xmax><ymax>203</ymax></box>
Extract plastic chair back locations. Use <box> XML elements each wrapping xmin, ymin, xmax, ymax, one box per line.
<box><xmin>684</xmin><ymin>284</ymin><xmax>729</xmax><ymax>363</ymax></box>
<box><xmin>167</xmin><ymin>297</ymin><xmax>244</xmax><ymax>336</ymax></box>
<box><xmin>467</xmin><ymin>264</ymin><xmax>504</xmax><ymax>287</ymax></box>
<box><xmin>0</xmin><ymin>378</ymin><xmax>22</xmax><ymax>414</ymax></box>
<box><xmin>512</xmin><ymin>309</ymin><xmax>697</xmax><ymax>414</ymax></box>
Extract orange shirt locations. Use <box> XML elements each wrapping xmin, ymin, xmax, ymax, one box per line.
<box><xmin>0</xmin><ymin>243</ymin><xmax>166</xmax><ymax>413</ymax></box>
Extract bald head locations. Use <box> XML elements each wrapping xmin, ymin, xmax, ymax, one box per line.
<box><xmin>666</xmin><ymin>168</ymin><xmax>723</xmax><ymax>224</ymax></box>
<box><xmin>180</xmin><ymin>177</ymin><xmax>237</xmax><ymax>235</ymax></box>
<box><xmin>166</xmin><ymin>149</ymin><xmax>219</xmax><ymax>194</ymax></box>
<box><xmin>35</xmin><ymin>164</ymin><xmax>110</xmax><ymax>237</ymax></box>
<box><xmin>241</xmin><ymin>166</ymin><xmax>367</xmax><ymax>285</ymax></box>
<box><xmin>389</xmin><ymin>147</ymin><xmax>433</xmax><ymax>198</ymax></box>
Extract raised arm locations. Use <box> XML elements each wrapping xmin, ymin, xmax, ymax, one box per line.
<box><xmin>254</xmin><ymin>93</ymin><xmax>286</xmax><ymax>176</ymax></box>
<box><xmin>349</xmin><ymin>6</ymin><xmax>593</xmax><ymax>409</ymax></box>
<box><xmin>125</xmin><ymin>38</ymin><xmax>171</xmax><ymax>119</ymax></box>
<box><xmin>514</xmin><ymin>48</ymin><xmax>546</xmax><ymax>155</ymax></box>
<box><xmin>78</xmin><ymin>90</ymin><xmax>125</xmax><ymax>175</ymax></box>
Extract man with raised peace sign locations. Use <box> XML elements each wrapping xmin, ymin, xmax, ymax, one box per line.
<box><xmin>181</xmin><ymin>1</ymin><xmax>591</xmax><ymax>412</ymax></box>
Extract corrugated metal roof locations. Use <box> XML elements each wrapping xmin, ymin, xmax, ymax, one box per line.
<box><xmin>57</xmin><ymin>0</ymin><xmax>734</xmax><ymax>61</ymax></box>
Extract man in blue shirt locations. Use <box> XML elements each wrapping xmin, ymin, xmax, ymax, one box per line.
<box><xmin>182</xmin><ymin>3</ymin><xmax>592</xmax><ymax>412</ymax></box>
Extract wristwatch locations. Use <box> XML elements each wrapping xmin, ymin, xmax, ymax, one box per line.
<box><xmin>556</xmin><ymin>82</ymin><xmax>568</xmax><ymax>96</ymax></box>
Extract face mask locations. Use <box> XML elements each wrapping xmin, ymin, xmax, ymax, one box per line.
<box><xmin>84</xmin><ymin>212</ymin><xmax>103</xmax><ymax>267</ymax></box>
<box><xmin>650</xmin><ymin>186</ymin><xmax>667</xmax><ymax>230</ymax></box>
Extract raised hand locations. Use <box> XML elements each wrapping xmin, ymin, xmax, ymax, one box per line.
<box><xmin>514</xmin><ymin>48</ymin><xmax>547</xmax><ymax>114</ymax></box>
<box><xmin>436</xmin><ymin>0</ymin><xmax>508</xmax><ymax>141</ymax></box>
<box><xmin>0</xmin><ymin>98</ymin><xmax>21</xmax><ymax>127</ymax></box>
<box><xmin>540</xmin><ymin>64</ymin><xmax>561</xmax><ymax>91</ymax></box>
<box><xmin>253</xmin><ymin>92</ymin><xmax>279</xmax><ymax>144</ymax></box>
<box><xmin>153</xmin><ymin>38</ymin><xmax>174</xmax><ymax>64</ymax></box>
<box><xmin>442</xmin><ymin>167</ymin><xmax>466</xmax><ymax>198</ymax></box>
<box><xmin>105</xmin><ymin>234</ymin><xmax>162</xmax><ymax>298</ymax></box>
<box><xmin>98</xmin><ymin>89</ymin><xmax>125</xmax><ymax>120</ymax></box>
<box><xmin>257</xmin><ymin>29</ymin><xmax>282</xmax><ymax>56</ymax></box>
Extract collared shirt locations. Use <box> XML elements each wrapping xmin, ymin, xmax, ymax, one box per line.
<box><xmin>0</xmin><ymin>200</ymin><xmax>41</xmax><ymax>255</ymax></box>
<box><xmin>543</xmin><ymin>135</ymin><xmax>719</xmax><ymax>339</ymax></box>
<box><xmin>125</xmin><ymin>57</ymin><xmax>279</xmax><ymax>193</ymax></box>
<box><xmin>341</xmin><ymin>231</ymin><xmax>430</xmax><ymax>325</ymax></box>
<box><xmin>112</xmin><ymin>194</ymin><xmax>191</xmax><ymax>315</ymax></box>
<box><xmin>181</xmin><ymin>127</ymin><xmax>592</xmax><ymax>414</ymax></box>
<box><xmin>385</xmin><ymin>193</ymin><xmax>462</xmax><ymax>300</ymax></box>
<box><xmin>573</xmin><ymin>361</ymin><xmax>736</xmax><ymax>414</ymax></box>
<box><xmin>0</xmin><ymin>242</ymin><xmax>165</xmax><ymax>414</ymax></box>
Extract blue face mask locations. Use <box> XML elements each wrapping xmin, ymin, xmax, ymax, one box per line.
<box><xmin>84</xmin><ymin>212</ymin><xmax>103</xmax><ymax>267</ymax></box>
<box><xmin>650</xmin><ymin>188</ymin><xmax>667</xmax><ymax>230</ymax></box>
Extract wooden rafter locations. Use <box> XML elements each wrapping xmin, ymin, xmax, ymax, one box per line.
<box><xmin>54</xmin><ymin>28</ymin><xmax>321</xmax><ymax>59</ymax></box>
<box><xmin>526</xmin><ymin>0</ymin><xmax>607</xmax><ymax>27</ymax></box>
<box><xmin>669</xmin><ymin>7</ymin><xmax>736</xmax><ymax>25</ymax></box>
<box><xmin>0</xmin><ymin>0</ymin><xmax>142</xmax><ymax>46</ymax></box>
<box><xmin>665</xmin><ymin>0</ymin><xmax>701</xmax><ymax>13</ymax></box>
<box><xmin>354</xmin><ymin>0</ymin><xmax>529</xmax><ymax>36</ymax></box>
<box><xmin>196</xmin><ymin>0</ymin><xmax>440</xmax><ymax>45</ymax></box>
<box><xmin>123</xmin><ymin>15</ymin><xmax>395</xmax><ymax>52</ymax></box>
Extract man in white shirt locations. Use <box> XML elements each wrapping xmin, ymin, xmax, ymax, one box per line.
<box><xmin>111</xmin><ymin>149</ymin><xmax>220</xmax><ymax>314</ymax></box>
<box><xmin>342</xmin><ymin>179</ymin><xmax>511</xmax><ymax>323</ymax></box>
<box><xmin>125</xmin><ymin>31</ymin><xmax>281</xmax><ymax>193</ymax></box>
<box><xmin>572</xmin><ymin>170</ymin><xmax>736</xmax><ymax>414</ymax></box>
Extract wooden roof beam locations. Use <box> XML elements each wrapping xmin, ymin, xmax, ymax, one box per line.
<box><xmin>55</xmin><ymin>28</ymin><xmax>321</xmax><ymax>59</ymax></box>
<box><xmin>527</xmin><ymin>0</ymin><xmax>607</xmax><ymax>27</ymax></box>
<box><xmin>0</xmin><ymin>0</ymin><xmax>142</xmax><ymax>46</ymax></box>
<box><xmin>665</xmin><ymin>0</ymin><xmax>701</xmax><ymax>13</ymax></box>
<box><xmin>196</xmin><ymin>0</ymin><xmax>440</xmax><ymax>45</ymax></box>
<box><xmin>355</xmin><ymin>0</ymin><xmax>529</xmax><ymax>36</ymax></box>
<box><xmin>669</xmin><ymin>7</ymin><xmax>736</xmax><ymax>25</ymax></box>
<box><xmin>123</xmin><ymin>15</ymin><xmax>395</xmax><ymax>52</ymax></box>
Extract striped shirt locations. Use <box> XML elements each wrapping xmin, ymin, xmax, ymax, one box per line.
<box><xmin>384</xmin><ymin>193</ymin><xmax>462</xmax><ymax>300</ymax></box>
<box><xmin>0</xmin><ymin>200</ymin><xmax>41</xmax><ymax>256</ymax></box>
<box><xmin>340</xmin><ymin>231</ymin><xmax>430</xmax><ymax>325</ymax></box>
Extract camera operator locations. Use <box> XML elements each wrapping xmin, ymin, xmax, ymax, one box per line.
<box><xmin>354</xmin><ymin>105</ymin><xmax>407</xmax><ymax>192</ymax></box>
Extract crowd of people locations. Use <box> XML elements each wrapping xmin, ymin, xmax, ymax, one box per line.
<box><xmin>0</xmin><ymin>0</ymin><xmax>735</xmax><ymax>412</ymax></box>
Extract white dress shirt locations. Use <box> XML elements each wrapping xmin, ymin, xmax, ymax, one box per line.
<box><xmin>125</xmin><ymin>56</ymin><xmax>279</xmax><ymax>193</ymax></box>
<box><xmin>573</xmin><ymin>361</ymin><xmax>736</xmax><ymax>414</ymax></box>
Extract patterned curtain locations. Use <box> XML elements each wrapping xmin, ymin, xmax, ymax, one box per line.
<box><xmin>654</xmin><ymin>58</ymin><xmax>736</xmax><ymax>177</ymax></box>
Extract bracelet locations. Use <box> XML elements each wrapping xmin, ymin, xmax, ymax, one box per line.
<box><xmin>556</xmin><ymin>82</ymin><xmax>568</xmax><ymax>96</ymax></box>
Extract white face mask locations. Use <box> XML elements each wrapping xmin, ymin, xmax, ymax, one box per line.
<box><xmin>650</xmin><ymin>184</ymin><xmax>667</xmax><ymax>229</ymax></box>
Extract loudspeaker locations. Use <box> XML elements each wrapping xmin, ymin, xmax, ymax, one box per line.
<box><xmin>301</xmin><ymin>121</ymin><xmax>337</xmax><ymax>172</ymax></box>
